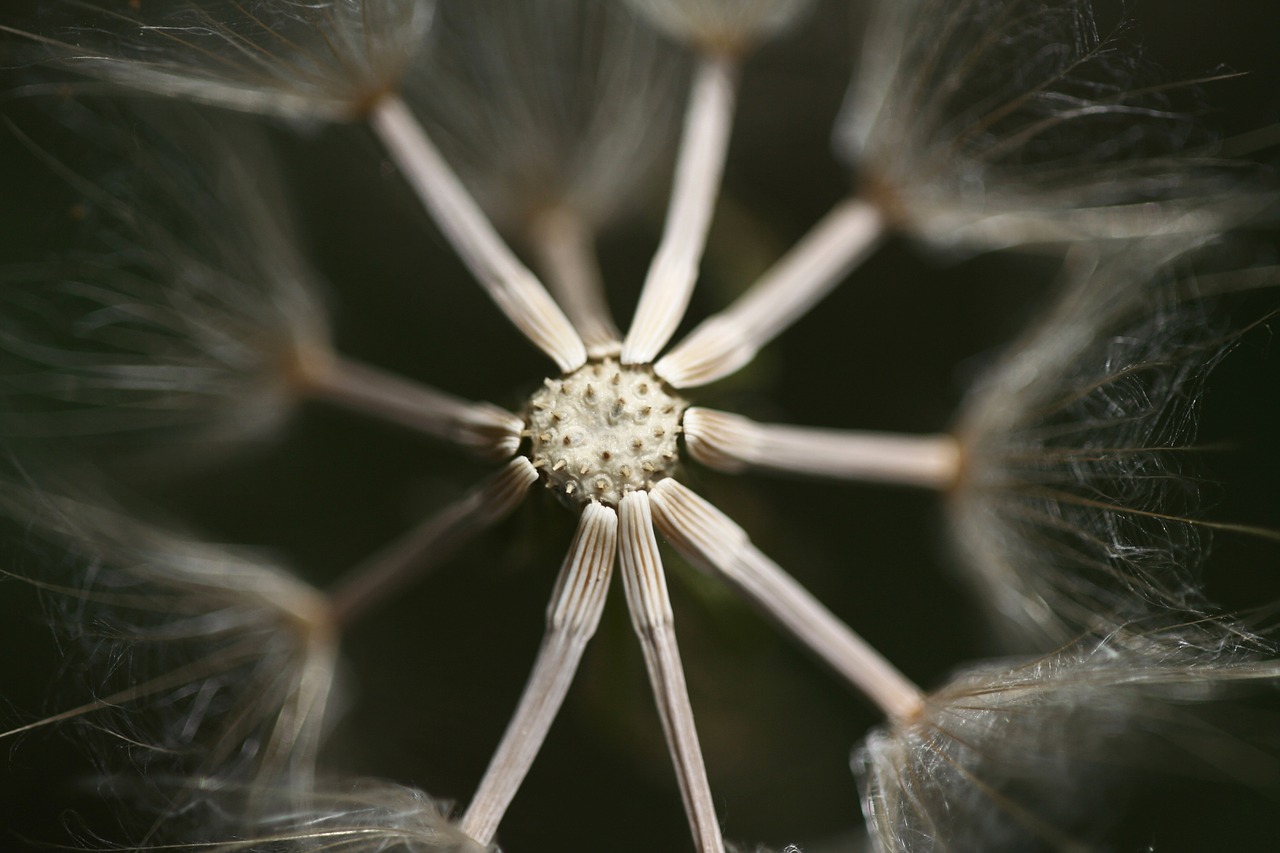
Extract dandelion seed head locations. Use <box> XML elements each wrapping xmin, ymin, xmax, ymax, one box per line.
<box><xmin>527</xmin><ymin>359</ymin><xmax>685</xmax><ymax>507</ymax></box>
<box><xmin>856</xmin><ymin>625</ymin><xmax>1280</xmax><ymax>852</ymax></box>
<box><xmin>0</xmin><ymin>107</ymin><xmax>332</xmax><ymax>450</ymax></box>
<box><xmin>412</xmin><ymin>0</ymin><xmax>685</xmax><ymax>236</ymax></box>
<box><xmin>0</xmin><ymin>468</ymin><xmax>338</xmax><ymax>788</ymax></box>
<box><xmin>949</xmin><ymin>247</ymin><xmax>1228</xmax><ymax>644</ymax></box>
<box><xmin>836</xmin><ymin>0</ymin><xmax>1272</xmax><ymax>252</ymax></box>
<box><xmin>623</xmin><ymin>0</ymin><xmax>814</xmax><ymax>54</ymax></box>
<box><xmin>2</xmin><ymin>2</ymin><xmax>1278</xmax><ymax>850</ymax></box>
<box><xmin>97</xmin><ymin>777</ymin><xmax>487</xmax><ymax>853</ymax></box>
<box><xmin>13</xmin><ymin>0</ymin><xmax>435</xmax><ymax>123</ymax></box>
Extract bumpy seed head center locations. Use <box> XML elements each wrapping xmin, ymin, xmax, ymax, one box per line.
<box><xmin>527</xmin><ymin>359</ymin><xmax>685</xmax><ymax>506</ymax></box>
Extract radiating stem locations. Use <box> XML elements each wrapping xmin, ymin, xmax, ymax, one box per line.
<box><xmin>683</xmin><ymin>407</ymin><xmax>959</xmax><ymax>489</ymax></box>
<box><xmin>298</xmin><ymin>352</ymin><xmax>524</xmax><ymax>459</ymax></box>
<box><xmin>649</xmin><ymin>479</ymin><xmax>924</xmax><ymax>722</ymax></box>
<box><xmin>369</xmin><ymin>95</ymin><xmax>586</xmax><ymax>372</ymax></box>
<box><xmin>656</xmin><ymin>198</ymin><xmax>885</xmax><ymax>387</ymax></box>
<box><xmin>618</xmin><ymin>492</ymin><xmax>726</xmax><ymax>853</ymax></box>
<box><xmin>622</xmin><ymin>54</ymin><xmax>739</xmax><ymax>366</ymax></box>
<box><xmin>460</xmin><ymin>502</ymin><xmax>618</xmax><ymax>844</ymax></box>
<box><xmin>527</xmin><ymin>207</ymin><xmax>622</xmax><ymax>359</ymax></box>
<box><xmin>327</xmin><ymin>458</ymin><xmax>539</xmax><ymax>629</ymax></box>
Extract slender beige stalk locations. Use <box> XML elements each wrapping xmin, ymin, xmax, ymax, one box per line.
<box><xmin>299</xmin><ymin>352</ymin><xmax>524</xmax><ymax>459</ymax></box>
<box><xmin>683</xmin><ymin>408</ymin><xmax>960</xmax><ymax>489</ymax></box>
<box><xmin>328</xmin><ymin>458</ymin><xmax>539</xmax><ymax>629</ymax></box>
<box><xmin>460</xmin><ymin>502</ymin><xmax>618</xmax><ymax>844</ymax></box>
<box><xmin>369</xmin><ymin>95</ymin><xmax>587</xmax><ymax>372</ymax></box>
<box><xmin>527</xmin><ymin>207</ymin><xmax>622</xmax><ymax>359</ymax></box>
<box><xmin>617</xmin><ymin>492</ymin><xmax>726</xmax><ymax>853</ymax></box>
<box><xmin>656</xmin><ymin>198</ymin><xmax>885</xmax><ymax>387</ymax></box>
<box><xmin>648</xmin><ymin>479</ymin><xmax>924</xmax><ymax>721</ymax></box>
<box><xmin>622</xmin><ymin>54</ymin><xmax>738</xmax><ymax>366</ymax></box>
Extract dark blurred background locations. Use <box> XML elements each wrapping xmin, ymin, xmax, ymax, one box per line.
<box><xmin>2</xmin><ymin>1</ymin><xmax>1280</xmax><ymax>851</ymax></box>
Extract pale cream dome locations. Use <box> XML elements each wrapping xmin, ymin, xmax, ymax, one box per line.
<box><xmin>527</xmin><ymin>359</ymin><xmax>685</xmax><ymax>506</ymax></box>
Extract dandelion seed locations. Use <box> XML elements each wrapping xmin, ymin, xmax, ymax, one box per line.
<box><xmin>155</xmin><ymin>779</ymin><xmax>488</xmax><ymax>853</ymax></box>
<box><xmin>0</xmin><ymin>108</ymin><xmax>329</xmax><ymax>447</ymax></box>
<box><xmin>949</xmin><ymin>244</ymin><xmax>1266</xmax><ymax>645</ymax></box>
<box><xmin>0</xmin><ymin>467</ymin><xmax>338</xmax><ymax>792</ymax></box>
<box><xmin>0</xmin><ymin>107</ymin><xmax>521</xmax><ymax>458</ymax></box>
<box><xmin>3</xmin><ymin>0</ymin><xmax>434</xmax><ymax>123</ymax></box>
<box><xmin>10</xmin><ymin>1</ymin><xmax>590</xmax><ymax>370</ymax></box>
<box><xmin>835</xmin><ymin>0</ymin><xmax>1274</xmax><ymax>252</ymax></box>
<box><xmin>857</xmin><ymin>623</ymin><xmax>1280</xmax><ymax>852</ymax></box>
<box><xmin>623</xmin><ymin>0</ymin><xmax>815</xmax><ymax>55</ymax></box>
<box><xmin>412</xmin><ymin>0</ymin><xmax>684</xmax><ymax>239</ymax></box>
<box><xmin>412</xmin><ymin>0</ymin><xmax>691</xmax><ymax>358</ymax></box>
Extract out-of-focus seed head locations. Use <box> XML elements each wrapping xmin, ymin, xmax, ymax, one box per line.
<box><xmin>0</xmin><ymin>106</ymin><xmax>332</xmax><ymax>453</ymax></box>
<box><xmin>409</xmin><ymin>0</ymin><xmax>685</xmax><ymax>238</ymax></box>
<box><xmin>948</xmin><ymin>244</ymin><xmax>1240</xmax><ymax>646</ymax></box>
<box><xmin>163</xmin><ymin>779</ymin><xmax>489</xmax><ymax>852</ymax></box>
<box><xmin>623</xmin><ymin>0</ymin><xmax>815</xmax><ymax>54</ymax></box>
<box><xmin>836</xmin><ymin>0</ymin><xmax>1273</xmax><ymax>253</ymax></box>
<box><xmin>6</xmin><ymin>0</ymin><xmax>435</xmax><ymax>122</ymax></box>
<box><xmin>857</xmin><ymin>624</ymin><xmax>1279</xmax><ymax>852</ymax></box>
<box><xmin>0</xmin><ymin>464</ymin><xmax>338</xmax><ymax>793</ymax></box>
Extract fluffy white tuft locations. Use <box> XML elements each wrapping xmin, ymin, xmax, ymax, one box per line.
<box><xmin>949</xmin><ymin>243</ymin><xmax>1258</xmax><ymax>645</ymax></box>
<box><xmin>148</xmin><ymin>778</ymin><xmax>489</xmax><ymax>852</ymax></box>
<box><xmin>409</xmin><ymin>0</ymin><xmax>685</xmax><ymax>238</ymax></box>
<box><xmin>623</xmin><ymin>0</ymin><xmax>814</xmax><ymax>53</ymax></box>
<box><xmin>836</xmin><ymin>0</ymin><xmax>1273</xmax><ymax>252</ymax></box>
<box><xmin>0</xmin><ymin>106</ymin><xmax>331</xmax><ymax>451</ymax></box>
<box><xmin>5</xmin><ymin>0</ymin><xmax>434</xmax><ymax>122</ymax></box>
<box><xmin>0</xmin><ymin>463</ymin><xmax>338</xmax><ymax>794</ymax></box>
<box><xmin>857</xmin><ymin>623</ymin><xmax>1280</xmax><ymax>852</ymax></box>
